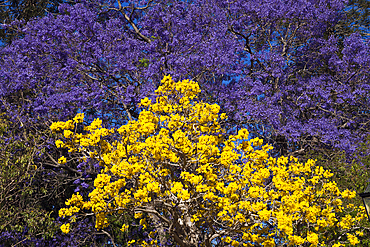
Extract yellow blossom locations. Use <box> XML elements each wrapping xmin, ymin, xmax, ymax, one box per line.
<box><xmin>347</xmin><ymin>233</ymin><xmax>359</xmax><ymax>245</ymax></box>
<box><xmin>60</xmin><ymin>223</ymin><xmax>70</xmax><ymax>234</ymax></box>
<box><xmin>53</xmin><ymin>76</ymin><xmax>366</xmax><ymax>247</ymax></box>
<box><xmin>58</xmin><ymin>156</ymin><xmax>67</xmax><ymax>164</ymax></box>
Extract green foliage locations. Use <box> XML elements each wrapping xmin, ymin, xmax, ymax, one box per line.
<box><xmin>303</xmin><ymin>136</ymin><xmax>370</xmax><ymax>246</ymax></box>
<box><xmin>305</xmin><ymin>138</ymin><xmax>370</xmax><ymax>201</ymax></box>
<box><xmin>0</xmin><ymin>115</ymin><xmax>58</xmax><ymax>241</ymax></box>
<box><xmin>138</xmin><ymin>58</ymin><xmax>149</xmax><ymax>68</ymax></box>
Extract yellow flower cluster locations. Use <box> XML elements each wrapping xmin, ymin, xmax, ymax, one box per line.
<box><xmin>54</xmin><ymin>75</ymin><xmax>366</xmax><ymax>246</ymax></box>
<box><xmin>50</xmin><ymin>113</ymin><xmax>113</xmax><ymax>156</ymax></box>
<box><xmin>58</xmin><ymin>156</ymin><xmax>67</xmax><ymax>164</ymax></box>
<box><xmin>50</xmin><ymin>120</ymin><xmax>74</xmax><ymax>133</ymax></box>
<box><xmin>60</xmin><ymin>223</ymin><xmax>70</xmax><ymax>234</ymax></box>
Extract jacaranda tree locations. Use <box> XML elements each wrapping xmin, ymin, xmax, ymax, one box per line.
<box><xmin>0</xmin><ymin>0</ymin><xmax>369</xmax><ymax>245</ymax></box>
<box><xmin>1</xmin><ymin>0</ymin><xmax>369</xmax><ymax>156</ymax></box>
<box><xmin>55</xmin><ymin>75</ymin><xmax>367</xmax><ymax>246</ymax></box>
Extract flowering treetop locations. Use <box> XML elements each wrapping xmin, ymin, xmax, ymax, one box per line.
<box><xmin>54</xmin><ymin>75</ymin><xmax>366</xmax><ymax>246</ymax></box>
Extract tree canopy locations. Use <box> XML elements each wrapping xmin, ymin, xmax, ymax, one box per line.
<box><xmin>0</xmin><ymin>0</ymin><xmax>369</xmax><ymax>246</ymax></box>
<box><xmin>1</xmin><ymin>0</ymin><xmax>369</xmax><ymax>155</ymax></box>
<box><xmin>55</xmin><ymin>75</ymin><xmax>367</xmax><ymax>246</ymax></box>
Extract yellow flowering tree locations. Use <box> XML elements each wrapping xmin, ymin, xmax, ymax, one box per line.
<box><xmin>53</xmin><ymin>75</ymin><xmax>367</xmax><ymax>246</ymax></box>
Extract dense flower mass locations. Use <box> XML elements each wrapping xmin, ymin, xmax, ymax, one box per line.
<box><xmin>1</xmin><ymin>0</ymin><xmax>368</xmax><ymax>245</ymax></box>
<box><xmin>1</xmin><ymin>0</ymin><xmax>369</xmax><ymax>158</ymax></box>
<box><xmin>55</xmin><ymin>76</ymin><xmax>366</xmax><ymax>246</ymax></box>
